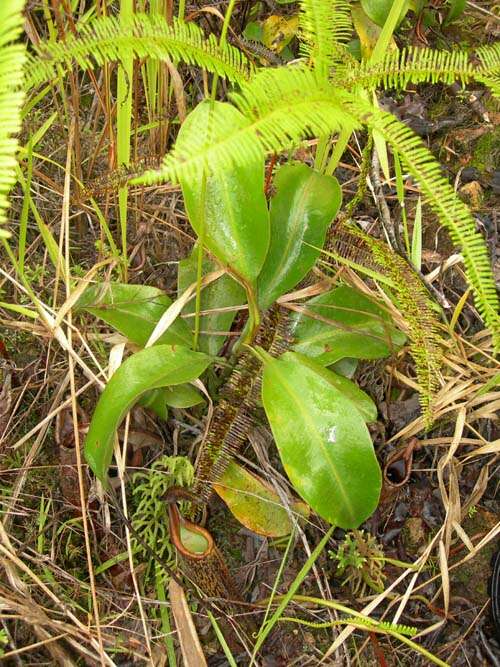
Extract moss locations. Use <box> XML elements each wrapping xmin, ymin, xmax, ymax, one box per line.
<box><xmin>450</xmin><ymin>508</ymin><xmax>497</xmax><ymax>607</ymax></box>
<box><xmin>208</xmin><ymin>500</ymin><xmax>245</xmax><ymax>567</ymax></box>
<box><xmin>428</xmin><ymin>95</ymin><xmax>450</xmax><ymax>122</ymax></box>
<box><xmin>471</xmin><ymin>129</ymin><xmax>500</xmax><ymax>173</ymax></box>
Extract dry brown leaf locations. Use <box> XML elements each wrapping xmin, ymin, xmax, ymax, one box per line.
<box><xmin>168</xmin><ymin>578</ymin><xmax>207</xmax><ymax>667</ymax></box>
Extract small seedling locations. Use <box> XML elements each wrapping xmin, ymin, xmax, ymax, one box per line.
<box><xmin>330</xmin><ymin>529</ymin><xmax>386</xmax><ymax>595</ymax></box>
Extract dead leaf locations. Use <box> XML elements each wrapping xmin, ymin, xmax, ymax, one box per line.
<box><xmin>169</xmin><ymin>578</ymin><xmax>207</xmax><ymax>667</ymax></box>
<box><xmin>262</xmin><ymin>15</ymin><xmax>298</xmax><ymax>53</ymax></box>
<box><xmin>0</xmin><ymin>363</ymin><xmax>13</xmax><ymax>442</ymax></box>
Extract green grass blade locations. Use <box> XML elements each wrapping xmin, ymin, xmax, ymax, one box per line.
<box><xmin>250</xmin><ymin>525</ymin><xmax>335</xmax><ymax>662</ymax></box>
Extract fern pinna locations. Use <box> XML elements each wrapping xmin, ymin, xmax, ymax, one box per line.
<box><xmin>0</xmin><ymin>0</ymin><xmax>26</xmax><ymax>235</ymax></box>
<box><xmin>336</xmin><ymin>43</ymin><xmax>500</xmax><ymax>93</ymax></box>
<box><xmin>24</xmin><ymin>12</ymin><xmax>252</xmax><ymax>92</ymax></box>
<box><xmin>325</xmin><ymin>218</ymin><xmax>444</xmax><ymax>425</ymax></box>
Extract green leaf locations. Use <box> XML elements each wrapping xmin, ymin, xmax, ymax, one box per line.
<box><xmin>360</xmin><ymin>0</ymin><xmax>409</xmax><ymax>28</ymax></box>
<box><xmin>78</xmin><ymin>282</ymin><xmax>192</xmax><ymax>348</ymax></box>
<box><xmin>243</xmin><ymin>21</ymin><xmax>263</xmax><ymax>42</ymax></box>
<box><xmin>137</xmin><ymin>388</ymin><xmax>169</xmax><ymax>419</ymax></box>
<box><xmin>331</xmin><ymin>357</ymin><xmax>358</xmax><ymax>378</ymax></box>
<box><xmin>138</xmin><ymin>382</ymin><xmax>204</xmax><ymax>415</ymax></box>
<box><xmin>411</xmin><ymin>196</ymin><xmax>422</xmax><ymax>271</ymax></box>
<box><xmin>214</xmin><ymin>461</ymin><xmax>309</xmax><ymax>537</ymax></box>
<box><xmin>291</xmin><ymin>284</ymin><xmax>405</xmax><ymax>365</ymax></box>
<box><xmin>444</xmin><ymin>0</ymin><xmax>466</xmax><ymax>24</ymax></box>
<box><xmin>178</xmin><ymin>100</ymin><xmax>270</xmax><ymax>285</ymax></box>
<box><xmin>164</xmin><ymin>383</ymin><xmax>204</xmax><ymax>408</ymax></box>
<box><xmin>260</xmin><ymin>350</ymin><xmax>382</xmax><ymax>528</ymax></box>
<box><xmin>257</xmin><ymin>164</ymin><xmax>342</xmax><ymax>309</ymax></box>
<box><xmin>370</xmin><ymin>0</ymin><xmax>409</xmax><ymax>64</ymax></box>
<box><xmin>351</xmin><ymin>3</ymin><xmax>388</xmax><ymax>59</ymax></box>
<box><xmin>178</xmin><ymin>245</ymin><xmax>245</xmax><ymax>355</ymax></box>
<box><xmin>293</xmin><ymin>352</ymin><xmax>377</xmax><ymax>422</ymax></box>
<box><xmin>84</xmin><ymin>345</ymin><xmax>212</xmax><ymax>482</ymax></box>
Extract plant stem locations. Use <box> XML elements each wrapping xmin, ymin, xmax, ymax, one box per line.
<box><xmin>210</xmin><ymin>0</ymin><xmax>237</xmax><ymax>99</ymax></box>
<box><xmin>325</xmin><ymin>126</ymin><xmax>352</xmax><ymax>176</ymax></box>
<box><xmin>371</xmin><ymin>0</ymin><xmax>407</xmax><ymax>64</ymax></box>
<box><xmin>193</xmin><ymin>174</ymin><xmax>207</xmax><ymax>351</ymax></box>
<box><xmin>155</xmin><ymin>566</ymin><xmax>176</xmax><ymax>667</ymax></box>
<box><xmin>242</xmin><ymin>281</ymin><xmax>261</xmax><ymax>344</ymax></box>
<box><xmin>117</xmin><ymin>0</ymin><xmax>134</xmax><ymax>281</ymax></box>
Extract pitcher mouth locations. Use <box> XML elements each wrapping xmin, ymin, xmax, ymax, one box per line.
<box><xmin>165</xmin><ymin>486</ymin><xmax>213</xmax><ymax>560</ymax></box>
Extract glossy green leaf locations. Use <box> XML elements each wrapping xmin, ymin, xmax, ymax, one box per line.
<box><xmin>214</xmin><ymin>460</ymin><xmax>309</xmax><ymax>537</ymax></box>
<box><xmin>257</xmin><ymin>164</ymin><xmax>342</xmax><ymax>309</ymax></box>
<box><xmin>293</xmin><ymin>353</ymin><xmax>377</xmax><ymax>422</ymax></box>
<box><xmin>352</xmin><ymin>3</ymin><xmax>389</xmax><ymax>59</ymax></box>
<box><xmin>138</xmin><ymin>383</ymin><xmax>204</xmax><ymax>415</ymax></box>
<box><xmin>260</xmin><ymin>350</ymin><xmax>382</xmax><ymax>529</ymax></box>
<box><xmin>137</xmin><ymin>388</ymin><xmax>169</xmax><ymax>419</ymax></box>
<box><xmin>164</xmin><ymin>383</ymin><xmax>204</xmax><ymax>408</ymax></box>
<box><xmin>444</xmin><ymin>0</ymin><xmax>466</xmax><ymax>24</ymax></box>
<box><xmin>291</xmin><ymin>284</ymin><xmax>406</xmax><ymax>366</ymax></box>
<box><xmin>331</xmin><ymin>357</ymin><xmax>358</xmax><ymax>378</ymax></box>
<box><xmin>178</xmin><ymin>100</ymin><xmax>270</xmax><ymax>284</ymax></box>
<box><xmin>178</xmin><ymin>245</ymin><xmax>245</xmax><ymax>355</ymax></box>
<box><xmin>84</xmin><ymin>345</ymin><xmax>212</xmax><ymax>483</ymax></box>
<box><xmin>243</xmin><ymin>21</ymin><xmax>263</xmax><ymax>42</ymax></box>
<box><xmin>78</xmin><ymin>282</ymin><xmax>192</xmax><ymax>348</ymax></box>
<box><xmin>360</xmin><ymin>0</ymin><xmax>409</xmax><ymax>28</ymax></box>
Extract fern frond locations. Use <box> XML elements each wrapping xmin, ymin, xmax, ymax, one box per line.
<box><xmin>327</xmin><ymin>220</ymin><xmax>444</xmax><ymax>424</ymax></box>
<box><xmin>131</xmin><ymin>68</ymin><xmax>358</xmax><ymax>184</ymax></box>
<box><xmin>336</xmin><ymin>44</ymin><xmax>500</xmax><ymax>97</ymax></box>
<box><xmin>132</xmin><ymin>67</ymin><xmax>499</xmax><ymax>349</ymax></box>
<box><xmin>298</xmin><ymin>0</ymin><xmax>352</xmax><ymax>74</ymax></box>
<box><xmin>25</xmin><ymin>13</ymin><xmax>252</xmax><ymax>91</ymax></box>
<box><xmin>338</xmin><ymin>46</ymin><xmax>472</xmax><ymax>90</ymax></box>
<box><xmin>376</xmin><ymin>621</ymin><xmax>418</xmax><ymax>637</ymax></box>
<box><xmin>0</xmin><ymin>0</ymin><xmax>26</xmax><ymax>232</ymax></box>
<box><xmin>475</xmin><ymin>41</ymin><xmax>500</xmax><ymax>72</ymax></box>
<box><xmin>342</xmin><ymin>96</ymin><xmax>500</xmax><ymax>350</ymax></box>
<box><xmin>478</xmin><ymin>75</ymin><xmax>500</xmax><ymax>97</ymax></box>
<box><xmin>474</xmin><ymin>42</ymin><xmax>500</xmax><ymax>97</ymax></box>
<box><xmin>473</xmin><ymin>41</ymin><xmax>500</xmax><ymax>95</ymax></box>
<box><xmin>344</xmin><ymin>616</ymin><xmax>418</xmax><ymax>637</ymax></box>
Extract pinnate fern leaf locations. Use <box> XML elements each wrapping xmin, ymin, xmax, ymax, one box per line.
<box><xmin>345</xmin><ymin>97</ymin><xmax>500</xmax><ymax>349</ymax></box>
<box><xmin>0</xmin><ymin>0</ymin><xmax>26</xmax><ymax>233</ymax></box>
<box><xmin>328</xmin><ymin>220</ymin><xmax>444</xmax><ymax>424</ymax></box>
<box><xmin>338</xmin><ymin>47</ymin><xmax>470</xmax><ymax>90</ymax></box>
<box><xmin>132</xmin><ymin>68</ymin><xmax>357</xmax><ymax>184</ymax></box>
<box><xmin>475</xmin><ymin>41</ymin><xmax>500</xmax><ymax>71</ymax></box>
<box><xmin>25</xmin><ymin>13</ymin><xmax>252</xmax><ymax>91</ymax></box>
<box><xmin>474</xmin><ymin>42</ymin><xmax>500</xmax><ymax>97</ymax></box>
<box><xmin>298</xmin><ymin>0</ymin><xmax>352</xmax><ymax>75</ymax></box>
<box><xmin>336</xmin><ymin>44</ymin><xmax>500</xmax><ymax>98</ymax></box>
<box><xmin>345</xmin><ymin>616</ymin><xmax>417</xmax><ymax>637</ymax></box>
